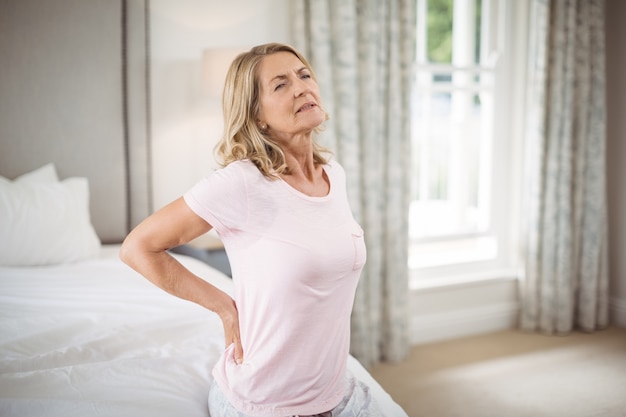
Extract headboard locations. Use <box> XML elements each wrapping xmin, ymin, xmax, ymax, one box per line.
<box><xmin>0</xmin><ymin>0</ymin><xmax>151</xmax><ymax>243</ymax></box>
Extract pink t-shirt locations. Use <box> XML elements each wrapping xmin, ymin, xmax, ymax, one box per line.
<box><xmin>183</xmin><ymin>159</ymin><xmax>366</xmax><ymax>417</ymax></box>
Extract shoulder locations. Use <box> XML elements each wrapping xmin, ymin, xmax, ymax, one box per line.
<box><xmin>187</xmin><ymin>160</ymin><xmax>255</xmax><ymax>198</ymax></box>
<box><xmin>220</xmin><ymin>159</ymin><xmax>256</xmax><ymax>173</ymax></box>
<box><xmin>212</xmin><ymin>160</ymin><xmax>261</xmax><ymax>182</ymax></box>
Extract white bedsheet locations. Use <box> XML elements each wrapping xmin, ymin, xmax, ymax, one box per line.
<box><xmin>0</xmin><ymin>246</ymin><xmax>407</xmax><ymax>417</ymax></box>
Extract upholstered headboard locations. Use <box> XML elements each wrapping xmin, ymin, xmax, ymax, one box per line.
<box><xmin>0</xmin><ymin>0</ymin><xmax>151</xmax><ymax>243</ymax></box>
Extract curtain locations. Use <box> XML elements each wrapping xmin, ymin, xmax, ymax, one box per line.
<box><xmin>520</xmin><ymin>0</ymin><xmax>609</xmax><ymax>334</ymax></box>
<box><xmin>290</xmin><ymin>0</ymin><xmax>416</xmax><ymax>367</ymax></box>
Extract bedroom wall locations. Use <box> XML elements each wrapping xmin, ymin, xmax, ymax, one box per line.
<box><xmin>149</xmin><ymin>0</ymin><xmax>290</xmax><ymax>209</ymax></box>
<box><xmin>606</xmin><ymin>0</ymin><xmax>626</xmax><ymax>327</ymax></box>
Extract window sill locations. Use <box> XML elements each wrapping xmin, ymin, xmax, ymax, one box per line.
<box><xmin>409</xmin><ymin>235</ymin><xmax>498</xmax><ymax>269</ymax></box>
<box><xmin>410</xmin><ymin>268</ymin><xmax>519</xmax><ymax>292</ymax></box>
<box><xmin>408</xmin><ymin>232</ymin><xmax>520</xmax><ymax>291</ymax></box>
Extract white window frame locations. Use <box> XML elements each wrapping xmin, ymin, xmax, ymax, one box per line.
<box><xmin>409</xmin><ymin>0</ymin><xmax>530</xmax><ymax>287</ymax></box>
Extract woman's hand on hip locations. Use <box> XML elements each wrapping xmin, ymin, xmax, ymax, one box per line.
<box><xmin>218</xmin><ymin>296</ymin><xmax>243</xmax><ymax>365</ymax></box>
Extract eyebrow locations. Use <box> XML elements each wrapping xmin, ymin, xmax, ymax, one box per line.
<box><xmin>269</xmin><ymin>74</ymin><xmax>287</xmax><ymax>84</ymax></box>
<box><xmin>269</xmin><ymin>67</ymin><xmax>309</xmax><ymax>84</ymax></box>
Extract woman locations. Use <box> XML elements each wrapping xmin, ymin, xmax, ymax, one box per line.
<box><xmin>120</xmin><ymin>43</ymin><xmax>382</xmax><ymax>417</ymax></box>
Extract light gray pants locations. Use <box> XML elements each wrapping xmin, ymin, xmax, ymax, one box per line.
<box><xmin>208</xmin><ymin>371</ymin><xmax>384</xmax><ymax>417</ymax></box>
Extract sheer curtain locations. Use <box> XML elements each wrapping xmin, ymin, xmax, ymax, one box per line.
<box><xmin>520</xmin><ymin>0</ymin><xmax>609</xmax><ymax>334</ymax></box>
<box><xmin>290</xmin><ymin>0</ymin><xmax>415</xmax><ymax>367</ymax></box>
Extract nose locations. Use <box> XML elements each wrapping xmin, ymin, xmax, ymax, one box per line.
<box><xmin>293</xmin><ymin>77</ymin><xmax>311</xmax><ymax>97</ymax></box>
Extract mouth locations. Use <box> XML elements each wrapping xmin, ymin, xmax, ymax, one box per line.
<box><xmin>296</xmin><ymin>102</ymin><xmax>317</xmax><ymax>113</ymax></box>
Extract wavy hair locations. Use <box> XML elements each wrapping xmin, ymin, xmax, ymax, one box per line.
<box><xmin>214</xmin><ymin>43</ymin><xmax>331</xmax><ymax>178</ymax></box>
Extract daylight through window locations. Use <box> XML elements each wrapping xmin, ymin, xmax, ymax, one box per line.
<box><xmin>410</xmin><ymin>0</ymin><xmax>502</xmax><ymax>270</ymax></box>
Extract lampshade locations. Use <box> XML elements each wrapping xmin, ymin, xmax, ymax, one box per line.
<box><xmin>202</xmin><ymin>47</ymin><xmax>247</xmax><ymax>98</ymax></box>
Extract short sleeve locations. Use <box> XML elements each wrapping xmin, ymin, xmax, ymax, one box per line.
<box><xmin>183</xmin><ymin>161</ymin><xmax>248</xmax><ymax>236</ymax></box>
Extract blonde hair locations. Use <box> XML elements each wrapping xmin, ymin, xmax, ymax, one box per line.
<box><xmin>214</xmin><ymin>43</ymin><xmax>331</xmax><ymax>178</ymax></box>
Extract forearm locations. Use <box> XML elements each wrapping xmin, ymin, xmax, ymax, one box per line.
<box><xmin>120</xmin><ymin>242</ymin><xmax>233</xmax><ymax>317</ymax></box>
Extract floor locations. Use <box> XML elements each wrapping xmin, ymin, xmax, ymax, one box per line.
<box><xmin>370</xmin><ymin>326</ymin><xmax>626</xmax><ymax>417</ymax></box>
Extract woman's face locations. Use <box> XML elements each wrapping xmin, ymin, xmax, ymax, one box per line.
<box><xmin>255</xmin><ymin>52</ymin><xmax>325</xmax><ymax>143</ymax></box>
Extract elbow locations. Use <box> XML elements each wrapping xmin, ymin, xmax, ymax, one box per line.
<box><xmin>119</xmin><ymin>232</ymin><xmax>167</xmax><ymax>272</ymax></box>
<box><xmin>119</xmin><ymin>234</ymin><xmax>139</xmax><ymax>267</ymax></box>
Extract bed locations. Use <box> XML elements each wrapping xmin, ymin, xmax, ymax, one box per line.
<box><xmin>0</xmin><ymin>1</ymin><xmax>407</xmax><ymax>416</ymax></box>
<box><xmin>0</xmin><ymin>243</ymin><xmax>406</xmax><ymax>417</ymax></box>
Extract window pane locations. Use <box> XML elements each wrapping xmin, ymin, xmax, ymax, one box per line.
<box><xmin>410</xmin><ymin>0</ymin><xmax>519</xmax><ymax>274</ymax></box>
<box><xmin>412</xmin><ymin>0</ymin><xmax>494</xmax><ymax>244</ymax></box>
<box><xmin>427</xmin><ymin>0</ymin><xmax>453</xmax><ymax>63</ymax></box>
<box><xmin>474</xmin><ymin>0</ymin><xmax>482</xmax><ymax>64</ymax></box>
<box><xmin>410</xmin><ymin>88</ymin><xmax>489</xmax><ymax>240</ymax></box>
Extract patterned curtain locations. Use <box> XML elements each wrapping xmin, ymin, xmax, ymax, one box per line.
<box><xmin>290</xmin><ymin>0</ymin><xmax>416</xmax><ymax>367</ymax></box>
<box><xmin>520</xmin><ymin>0</ymin><xmax>609</xmax><ymax>334</ymax></box>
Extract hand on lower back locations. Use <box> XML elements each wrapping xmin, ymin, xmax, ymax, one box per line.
<box><xmin>220</xmin><ymin>298</ymin><xmax>243</xmax><ymax>365</ymax></box>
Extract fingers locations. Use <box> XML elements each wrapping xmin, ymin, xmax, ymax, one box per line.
<box><xmin>226</xmin><ymin>324</ymin><xmax>244</xmax><ymax>364</ymax></box>
<box><xmin>220</xmin><ymin>299</ymin><xmax>244</xmax><ymax>365</ymax></box>
<box><xmin>233</xmin><ymin>336</ymin><xmax>244</xmax><ymax>365</ymax></box>
<box><xmin>226</xmin><ymin>322</ymin><xmax>243</xmax><ymax>365</ymax></box>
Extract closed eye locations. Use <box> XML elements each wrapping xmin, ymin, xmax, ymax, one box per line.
<box><xmin>274</xmin><ymin>83</ymin><xmax>285</xmax><ymax>91</ymax></box>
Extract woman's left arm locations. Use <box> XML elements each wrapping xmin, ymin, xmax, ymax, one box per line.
<box><xmin>119</xmin><ymin>197</ymin><xmax>244</xmax><ymax>363</ymax></box>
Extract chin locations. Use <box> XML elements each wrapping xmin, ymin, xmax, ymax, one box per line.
<box><xmin>301</xmin><ymin>110</ymin><xmax>326</xmax><ymax>127</ymax></box>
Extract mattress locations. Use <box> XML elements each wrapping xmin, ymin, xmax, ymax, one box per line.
<box><xmin>0</xmin><ymin>245</ymin><xmax>407</xmax><ymax>417</ymax></box>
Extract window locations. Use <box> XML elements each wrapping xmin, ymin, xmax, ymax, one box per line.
<box><xmin>410</xmin><ymin>0</ymin><xmax>528</xmax><ymax>282</ymax></box>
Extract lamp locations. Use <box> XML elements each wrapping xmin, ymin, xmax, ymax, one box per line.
<box><xmin>202</xmin><ymin>47</ymin><xmax>247</xmax><ymax>98</ymax></box>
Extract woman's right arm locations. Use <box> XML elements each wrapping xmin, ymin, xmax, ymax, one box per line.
<box><xmin>119</xmin><ymin>197</ymin><xmax>243</xmax><ymax>364</ymax></box>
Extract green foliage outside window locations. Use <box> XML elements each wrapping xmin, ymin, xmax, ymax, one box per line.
<box><xmin>426</xmin><ymin>0</ymin><xmax>482</xmax><ymax>64</ymax></box>
<box><xmin>427</xmin><ymin>0</ymin><xmax>453</xmax><ymax>63</ymax></box>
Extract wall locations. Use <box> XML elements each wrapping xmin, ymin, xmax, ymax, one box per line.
<box><xmin>606</xmin><ymin>0</ymin><xmax>626</xmax><ymax>326</ymax></box>
<box><xmin>410</xmin><ymin>275</ymin><xmax>519</xmax><ymax>344</ymax></box>
<box><xmin>150</xmin><ymin>0</ymin><xmax>290</xmax><ymax>209</ymax></box>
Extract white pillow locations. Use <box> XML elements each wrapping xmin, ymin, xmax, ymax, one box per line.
<box><xmin>0</xmin><ymin>166</ymin><xmax>101</xmax><ymax>266</ymax></box>
<box><xmin>14</xmin><ymin>163</ymin><xmax>59</xmax><ymax>183</ymax></box>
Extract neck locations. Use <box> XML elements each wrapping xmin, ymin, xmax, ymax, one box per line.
<box><xmin>283</xmin><ymin>149</ymin><xmax>316</xmax><ymax>180</ymax></box>
<box><xmin>279</xmin><ymin>133</ymin><xmax>317</xmax><ymax>179</ymax></box>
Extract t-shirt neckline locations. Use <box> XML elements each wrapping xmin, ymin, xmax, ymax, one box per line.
<box><xmin>277</xmin><ymin>163</ymin><xmax>333</xmax><ymax>202</ymax></box>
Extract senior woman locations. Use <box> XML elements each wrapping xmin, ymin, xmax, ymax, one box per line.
<box><xmin>120</xmin><ymin>43</ymin><xmax>382</xmax><ymax>417</ymax></box>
